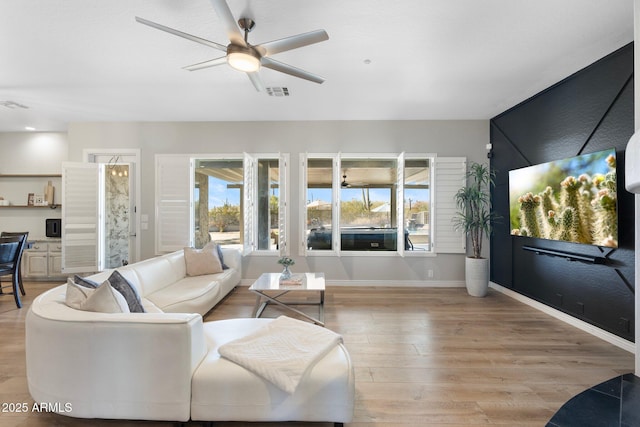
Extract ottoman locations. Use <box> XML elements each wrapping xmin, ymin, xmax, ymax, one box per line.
<box><xmin>190</xmin><ymin>318</ymin><xmax>355</xmax><ymax>425</ymax></box>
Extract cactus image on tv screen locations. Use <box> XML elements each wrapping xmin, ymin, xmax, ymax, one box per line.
<box><xmin>508</xmin><ymin>148</ymin><xmax>618</xmax><ymax>248</ymax></box>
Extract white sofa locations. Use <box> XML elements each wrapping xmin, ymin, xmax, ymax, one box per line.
<box><xmin>26</xmin><ymin>248</ymin><xmax>355</xmax><ymax>424</ymax></box>
<box><xmin>76</xmin><ymin>247</ymin><xmax>242</xmax><ymax>316</ymax></box>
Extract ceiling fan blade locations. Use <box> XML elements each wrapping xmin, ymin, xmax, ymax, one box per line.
<box><xmin>246</xmin><ymin>72</ymin><xmax>264</xmax><ymax>92</ymax></box>
<box><xmin>135</xmin><ymin>16</ymin><xmax>227</xmax><ymax>52</ymax></box>
<box><xmin>209</xmin><ymin>0</ymin><xmax>245</xmax><ymax>46</ymax></box>
<box><xmin>261</xmin><ymin>57</ymin><xmax>325</xmax><ymax>84</ymax></box>
<box><xmin>256</xmin><ymin>30</ymin><xmax>329</xmax><ymax>56</ymax></box>
<box><xmin>183</xmin><ymin>56</ymin><xmax>228</xmax><ymax>71</ymax></box>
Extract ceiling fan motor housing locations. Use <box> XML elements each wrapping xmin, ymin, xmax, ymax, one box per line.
<box><xmin>226</xmin><ymin>44</ymin><xmax>261</xmax><ymax>72</ymax></box>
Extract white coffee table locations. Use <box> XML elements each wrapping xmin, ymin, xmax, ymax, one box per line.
<box><xmin>249</xmin><ymin>272</ymin><xmax>325</xmax><ymax>326</ymax></box>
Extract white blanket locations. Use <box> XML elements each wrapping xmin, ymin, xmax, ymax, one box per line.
<box><xmin>218</xmin><ymin>316</ymin><xmax>343</xmax><ymax>394</ymax></box>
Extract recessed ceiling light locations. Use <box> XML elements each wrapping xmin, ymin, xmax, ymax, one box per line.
<box><xmin>25</xmin><ymin>126</ymin><xmax>36</xmax><ymax>131</ymax></box>
<box><xmin>363</xmin><ymin>59</ymin><xmax>372</xmax><ymax>65</ymax></box>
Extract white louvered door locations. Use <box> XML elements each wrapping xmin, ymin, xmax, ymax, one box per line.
<box><xmin>61</xmin><ymin>162</ymin><xmax>101</xmax><ymax>273</ymax></box>
<box><xmin>155</xmin><ymin>155</ymin><xmax>191</xmax><ymax>253</ymax></box>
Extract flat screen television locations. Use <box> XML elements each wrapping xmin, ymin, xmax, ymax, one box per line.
<box><xmin>508</xmin><ymin>148</ymin><xmax>618</xmax><ymax>248</ymax></box>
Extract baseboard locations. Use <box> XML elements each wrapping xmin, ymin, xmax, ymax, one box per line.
<box><xmin>326</xmin><ymin>280</ymin><xmax>466</xmax><ymax>287</ymax></box>
<box><xmin>239</xmin><ymin>279</ymin><xmax>466</xmax><ymax>288</ymax></box>
<box><xmin>490</xmin><ymin>282</ymin><xmax>635</xmax><ymax>354</ymax></box>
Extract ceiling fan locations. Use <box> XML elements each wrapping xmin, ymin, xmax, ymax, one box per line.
<box><xmin>135</xmin><ymin>0</ymin><xmax>329</xmax><ymax>92</ymax></box>
<box><xmin>341</xmin><ymin>170</ymin><xmax>370</xmax><ymax>188</ymax></box>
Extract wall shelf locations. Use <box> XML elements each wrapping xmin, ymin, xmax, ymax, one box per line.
<box><xmin>0</xmin><ymin>174</ymin><xmax>61</xmax><ymax>208</ymax></box>
<box><xmin>522</xmin><ymin>245</ymin><xmax>607</xmax><ymax>264</ymax></box>
<box><xmin>0</xmin><ymin>205</ymin><xmax>60</xmax><ymax>209</ymax></box>
<box><xmin>0</xmin><ymin>174</ymin><xmax>62</xmax><ymax>178</ymax></box>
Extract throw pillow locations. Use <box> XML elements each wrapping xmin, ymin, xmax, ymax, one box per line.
<box><xmin>83</xmin><ymin>280</ymin><xmax>131</xmax><ymax>313</ymax></box>
<box><xmin>65</xmin><ymin>278</ymin><xmax>95</xmax><ymax>308</ymax></box>
<box><xmin>73</xmin><ymin>274</ymin><xmax>98</xmax><ymax>288</ymax></box>
<box><xmin>184</xmin><ymin>242</ymin><xmax>223</xmax><ymax>276</ymax></box>
<box><xmin>215</xmin><ymin>243</ymin><xmax>229</xmax><ymax>270</ymax></box>
<box><xmin>107</xmin><ymin>270</ymin><xmax>145</xmax><ymax>313</ymax></box>
<box><xmin>65</xmin><ymin>279</ymin><xmax>130</xmax><ymax>313</ymax></box>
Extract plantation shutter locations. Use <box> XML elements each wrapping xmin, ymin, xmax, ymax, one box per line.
<box><xmin>243</xmin><ymin>153</ymin><xmax>257</xmax><ymax>255</ymax></box>
<box><xmin>396</xmin><ymin>152</ymin><xmax>405</xmax><ymax>256</ymax></box>
<box><xmin>155</xmin><ymin>155</ymin><xmax>191</xmax><ymax>253</ymax></box>
<box><xmin>61</xmin><ymin>162</ymin><xmax>101</xmax><ymax>273</ymax></box>
<box><xmin>299</xmin><ymin>155</ymin><xmax>309</xmax><ymax>255</ymax></box>
<box><xmin>278</xmin><ymin>153</ymin><xmax>289</xmax><ymax>257</ymax></box>
<box><xmin>334</xmin><ymin>156</ymin><xmax>342</xmax><ymax>255</ymax></box>
<box><xmin>433</xmin><ymin>157</ymin><xmax>467</xmax><ymax>254</ymax></box>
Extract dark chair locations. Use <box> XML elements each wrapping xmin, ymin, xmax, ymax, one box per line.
<box><xmin>0</xmin><ymin>231</ymin><xmax>29</xmax><ymax>295</ymax></box>
<box><xmin>0</xmin><ymin>236</ymin><xmax>24</xmax><ymax>308</ymax></box>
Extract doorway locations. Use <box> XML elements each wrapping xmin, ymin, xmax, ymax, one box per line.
<box><xmin>84</xmin><ymin>149</ymin><xmax>140</xmax><ymax>267</ymax></box>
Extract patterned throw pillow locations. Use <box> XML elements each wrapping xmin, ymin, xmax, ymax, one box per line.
<box><xmin>107</xmin><ymin>270</ymin><xmax>146</xmax><ymax>313</ymax></box>
<box><xmin>184</xmin><ymin>241</ymin><xmax>224</xmax><ymax>276</ymax></box>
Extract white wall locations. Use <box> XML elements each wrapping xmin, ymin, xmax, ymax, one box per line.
<box><xmin>0</xmin><ymin>132</ymin><xmax>68</xmax><ymax>238</ymax></box>
<box><xmin>67</xmin><ymin>120</ymin><xmax>488</xmax><ymax>283</ymax></box>
<box><xmin>0</xmin><ymin>132</ymin><xmax>67</xmax><ymax>174</ymax></box>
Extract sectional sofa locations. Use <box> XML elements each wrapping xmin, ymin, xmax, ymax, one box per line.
<box><xmin>25</xmin><ymin>247</ymin><xmax>355</xmax><ymax>424</ymax></box>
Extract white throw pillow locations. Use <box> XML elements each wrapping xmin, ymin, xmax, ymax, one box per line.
<box><xmin>65</xmin><ymin>279</ymin><xmax>131</xmax><ymax>313</ymax></box>
<box><xmin>65</xmin><ymin>278</ymin><xmax>95</xmax><ymax>308</ymax></box>
<box><xmin>184</xmin><ymin>241</ymin><xmax>223</xmax><ymax>276</ymax></box>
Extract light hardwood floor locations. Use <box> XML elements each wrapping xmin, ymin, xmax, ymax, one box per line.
<box><xmin>0</xmin><ymin>282</ymin><xmax>633</xmax><ymax>426</ymax></box>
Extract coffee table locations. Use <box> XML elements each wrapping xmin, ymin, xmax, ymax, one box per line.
<box><xmin>249</xmin><ymin>272</ymin><xmax>325</xmax><ymax>326</ymax></box>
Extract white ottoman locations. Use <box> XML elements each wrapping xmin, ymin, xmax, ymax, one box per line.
<box><xmin>190</xmin><ymin>318</ymin><xmax>355</xmax><ymax>425</ymax></box>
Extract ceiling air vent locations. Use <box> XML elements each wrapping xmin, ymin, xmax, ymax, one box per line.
<box><xmin>266</xmin><ymin>87</ymin><xmax>290</xmax><ymax>97</ymax></box>
<box><xmin>0</xmin><ymin>100</ymin><xmax>29</xmax><ymax>109</ymax></box>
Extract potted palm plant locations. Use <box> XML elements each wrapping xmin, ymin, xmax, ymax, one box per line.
<box><xmin>453</xmin><ymin>162</ymin><xmax>497</xmax><ymax>297</ymax></box>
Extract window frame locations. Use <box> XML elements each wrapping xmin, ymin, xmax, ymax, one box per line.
<box><xmin>187</xmin><ymin>153</ymin><xmax>289</xmax><ymax>257</ymax></box>
<box><xmin>301</xmin><ymin>152</ymin><xmax>437</xmax><ymax>257</ymax></box>
<box><xmin>153</xmin><ymin>153</ymin><xmax>465</xmax><ymax>258</ymax></box>
<box><xmin>402</xmin><ymin>153</ymin><xmax>436</xmax><ymax>257</ymax></box>
<box><xmin>243</xmin><ymin>152</ymin><xmax>289</xmax><ymax>257</ymax></box>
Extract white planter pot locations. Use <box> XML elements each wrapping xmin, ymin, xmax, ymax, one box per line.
<box><xmin>465</xmin><ymin>257</ymin><xmax>489</xmax><ymax>297</ymax></box>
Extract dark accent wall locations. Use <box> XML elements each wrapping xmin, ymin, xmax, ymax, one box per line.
<box><xmin>490</xmin><ymin>43</ymin><xmax>635</xmax><ymax>341</ymax></box>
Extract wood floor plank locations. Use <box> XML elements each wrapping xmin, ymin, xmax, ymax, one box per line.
<box><xmin>0</xmin><ymin>282</ymin><xmax>633</xmax><ymax>426</ymax></box>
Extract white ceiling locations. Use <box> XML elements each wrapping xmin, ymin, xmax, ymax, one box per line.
<box><xmin>0</xmin><ymin>0</ymin><xmax>633</xmax><ymax>132</ymax></box>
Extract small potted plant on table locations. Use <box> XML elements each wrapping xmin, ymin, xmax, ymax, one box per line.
<box><xmin>277</xmin><ymin>256</ymin><xmax>295</xmax><ymax>280</ymax></box>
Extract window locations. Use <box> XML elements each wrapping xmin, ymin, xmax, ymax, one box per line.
<box><xmin>193</xmin><ymin>158</ymin><xmax>243</xmax><ymax>249</ymax></box>
<box><xmin>339</xmin><ymin>157</ymin><xmax>399</xmax><ymax>251</ymax></box>
<box><xmin>403</xmin><ymin>157</ymin><xmax>431</xmax><ymax>251</ymax></box>
<box><xmin>254</xmin><ymin>158</ymin><xmax>280</xmax><ymax>251</ymax></box>
<box><xmin>154</xmin><ymin>153</ymin><xmax>463</xmax><ymax>257</ymax></box>
<box><xmin>303</xmin><ymin>153</ymin><xmax>435</xmax><ymax>255</ymax></box>
<box><xmin>191</xmin><ymin>154</ymin><xmax>288</xmax><ymax>255</ymax></box>
<box><xmin>305</xmin><ymin>157</ymin><xmax>334</xmax><ymax>251</ymax></box>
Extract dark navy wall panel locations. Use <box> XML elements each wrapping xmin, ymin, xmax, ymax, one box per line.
<box><xmin>490</xmin><ymin>43</ymin><xmax>635</xmax><ymax>341</ymax></box>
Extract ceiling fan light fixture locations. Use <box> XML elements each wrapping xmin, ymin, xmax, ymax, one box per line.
<box><xmin>227</xmin><ymin>45</ymin><xmax>261</xmax><ymax>73</ymax></box>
